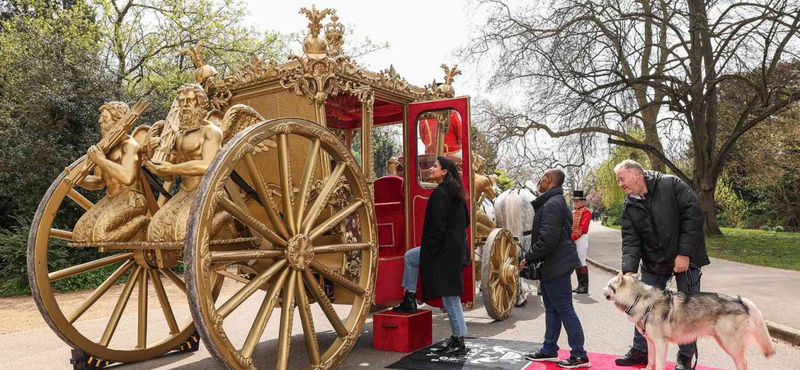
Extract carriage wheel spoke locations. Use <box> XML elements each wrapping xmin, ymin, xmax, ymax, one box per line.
<box><xmin>215</xmin><ymin>269</ymin><xmax>252</xmax><ymax>285</ymax></box>
<box><xmin>243</xmin><ymin>153</ymin><xmax>290</xmax><ymax>239</ymax></box>
<box><xmin>100</xmin><ymin>266</ymin><xmax>142</xmax><ymax>347</ymax></box>
<box><xmin>150</xmin><ymin>270</ymin><xmax>179</xmax><ymax>335</ymax></box>
<box><xmin>296</xmin><ymin>270</ymin><xmax>321</xmax><ymax>365</ymax></box>
<box><xmin>308</xmin><ymin>200</ymin><xmax>364</xmax><ymax>241</ymax></box>
<box><xmin>276</xmin><ymin>270</ymin><xmax>297</xmax><ymax>370</ymax></box>
<box><xmin>67</xmin><ymin>188</ymin><xmax>94</xmax><ymax>211</ymax></box>
<box><xmin>492</xmin><ymin>283</ymin><xmax>503</xmax><ymax>309</ymax></box>
<box><xmin>137</xmin><ymin>269</ymin><xmax>148</xmax><ymax>349</ymax></box>
<box><xmin>217</xmin><ymin>196</ymin><xmax>287</xmax><ymax>247</ymax></box>
<box><xmin>301</xmin><ymin>163</ymin><xmax>347</xmax><ymax>234</ymax></box>
<box><xmin>295</xmin><ymin>138</ymin><xmax>320</xmax><ymax>228</ymax></box>
<box><xmin>161</xmin><ymin>268</ymin><xmax>186</xmax><ymax>294</ymax></box>
<box><xmin>276</xmin><ymin>134</ymin><xmax>297</xmax><ymax>236</ymax></box>
<box><xmin>241</xmin><ymin>268</ymin><xmax>291</xmax><ymax>358</ymax></box>
<box><xmin>68</xmin><ymin>260</ymin><xmax>135</xmax><ymax>323</ymax></box>
<box><xmin>314</xmin><ymin>242</ymin><xmax>372</xmax><ymax>254</ymax></box>
<box><xmin>210</xmin><ymin>249</ymin><xmax>285</xmax><ymax>263</ymax></box>
<box><xmin>505</xmin><ymin>280</ymin><xmax>515</xmax><ymax>302</ymax></box>
<box><xmin>217</xmin><ymin>260</ymin><xmax>287</xmax><ymax>318</ymax></box>
<box><xmin>49</xmin><ymin>252</ymin><xmax>133</xmax><ymax>282</ymax></box>
<box><xmin>309</xmin><ymin>260</ymin><xmax>365</xmax><ymax>295</ymax></box>
<box><xmin>49</xmin><ymin>228</ymin><xmax>73</xmax><ymax>241</ymax></box>
<box><xmin>302</xmin><ymin>269</ymin><xmax>348</xmax><ymax>337</ymax></box>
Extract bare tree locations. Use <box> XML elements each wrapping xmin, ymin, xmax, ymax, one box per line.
<box><xmin>463</xmin><ymin>0</ymin><xmax>800</xmax><ymax>234</ymax></box>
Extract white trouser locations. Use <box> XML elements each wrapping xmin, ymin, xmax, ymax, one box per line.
<box><xmin>575</xmin><ymin>234</ymin><xmax>588</xmax><ymax>266</ymax></box>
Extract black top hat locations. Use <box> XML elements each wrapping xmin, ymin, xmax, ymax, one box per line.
<box><xmin>572</xmin><ymin>190</ymin><xmax>586</xmax><ymax>200</ymax></box>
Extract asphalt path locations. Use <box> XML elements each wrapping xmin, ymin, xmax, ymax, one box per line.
<box><xmin>1</xmin><ymin>266</ymin><xmax>797</xmax><ymax>370</ymax></box>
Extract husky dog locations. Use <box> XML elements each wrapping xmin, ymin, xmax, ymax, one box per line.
<box><xmin>602</xmin><ymin>273</ymin><xmax>775</xmax><ymax>370</ymax></box>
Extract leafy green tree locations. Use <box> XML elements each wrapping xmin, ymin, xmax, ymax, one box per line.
<box><xmin>0</xmin><ymin>0</ymin><xmax>113</xmax><ymax>227</ymax></box>
<box><xmin>96</xmin><ymin>0</ymin><xmax>287</xmax><ymax>99</ymax></box>
<box><xmin>493</xmin><ymin>169</ymin><xmax>515</xmax><ymax>191</ymax></box>
<box><xmin>595</xmin><ymin>139</ymin><xmax>650</xmax><ymax>226</ymax></box>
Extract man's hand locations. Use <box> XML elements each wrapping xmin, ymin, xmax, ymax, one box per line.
<box><xmin>87</xmin><ymin>145</ymin><xmax>106</xmax><ymax>163</ymax></box>
<box><xmin>674</xmin><ymin>255</ymin><xmax>690</xmax><ymax>273</ymax></box>
<box><xmin>145</xmin><ymin>160</ymin><xmax>173</xmax><ymax>177</ymax></box>
<box><xmin>518</xmin><ymin>259</ymin><xmax>527</xmax><ymax>272</ymax></box>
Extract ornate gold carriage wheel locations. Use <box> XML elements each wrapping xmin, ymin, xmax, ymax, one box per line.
<box><xmin>184</xmin><ymin>118</ymin><xmax>378</xmax><ymax>370</ymax></box>
<box><xmin>27</xmin><ymin>157</ymin><xmax>196</xmax><ymax>363</ymax></box>
<box><xmin>480</xmin><ymin>228</ymin><xmax>519</xmax><ymax>320</ymax></box>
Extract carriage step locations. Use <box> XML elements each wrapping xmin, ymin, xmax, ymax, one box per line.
<box><xmin>175</xmin><ymin>332</ymin><xmax>201</xmax><ymax>353</ymax></box>
<box><xmin>70</xmin><ymin>349</ymin><xmax>112</xmax><ymax>370</ymax></box>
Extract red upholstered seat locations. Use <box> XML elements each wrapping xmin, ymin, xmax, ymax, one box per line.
<box><xmin>374</xmin><ymin>175</ymin><xmax>407</xmax><ymax>304</ymax></box>
<box><xmin>374</xmin><ymin>176</ymin><xmax>404</xmax><ymax>204</ymax></box>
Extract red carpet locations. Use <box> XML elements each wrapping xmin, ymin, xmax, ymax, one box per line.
<box><xmin>522</xmin><ymin>350</ymin><xmax>725</xmax><ymax>370</ymax></box>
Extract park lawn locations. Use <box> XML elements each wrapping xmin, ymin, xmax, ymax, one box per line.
<box><xmin>706</xmin><ymin>228</ymin><xmax>800</xmax><ymax>271</ymax></box>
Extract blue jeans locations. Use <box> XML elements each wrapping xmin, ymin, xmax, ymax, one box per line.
<box><xmin>540</xmin><ymin>272</ymin><xmax>587</xmax><ymax>358</ymax></box>
<box><xmin>631</xmin><ymin>267</ymin><xmax>702</xmax><ymax>356</ymax></box>
<box><xmin>442</xmin><ymin>295</ymin><xmax>468</xmax><ymax>337</ymax></box>
<box><xmin>401</xmin><ymin>247</ymin><xmax>468</xmax><ymax>337</ymax></box>
<box><xmin>401</xmin><ymin>247</ymin><xmax>420</xmax><ymax>292</ymax></box>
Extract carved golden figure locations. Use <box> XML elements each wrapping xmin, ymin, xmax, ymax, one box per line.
<box><xmin>385</xmin><ymin>157</ymin><xmax>400</xmax><ymax>176</ymax></box>
<box><xmin>72</xmin><ymin>102</ymin><xmax>149</xmax><ymax>243</ymax></box>
<box><xmin>472</xmin><ymin>154</ymin><xmax>498</xmax><ymax>237</ymax></box>
<box><xmin>146</xmin><ymin>84</ymin><xmax>233</xmax><ymax>242</ymax></box>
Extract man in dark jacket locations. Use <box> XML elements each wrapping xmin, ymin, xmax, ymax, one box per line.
<box><xmin>614</xmin><ymin>159</ymin><xmax>710</xmax><ymax>370</ymax></box>
<box><xmin>523</xmin><ymin>169</ymin><xmax>590</xmax><ymax>368</ymax></box>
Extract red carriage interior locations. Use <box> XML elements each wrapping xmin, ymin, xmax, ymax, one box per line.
<box><xmin>325</xmin><ymin>94</ymin><xmax>474</xmax><ymax>306</ymax></box>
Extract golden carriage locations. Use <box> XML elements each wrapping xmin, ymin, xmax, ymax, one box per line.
<box><xmin>27</xmin><ymin>6</ymin><xmax>520</xmax><ymax>370</ymax></box>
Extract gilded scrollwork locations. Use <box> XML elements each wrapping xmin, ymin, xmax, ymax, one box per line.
<box><xmin>223</xmin><ymin>55</ymin><xmax>278</xmax><ymax>92</ymax></box>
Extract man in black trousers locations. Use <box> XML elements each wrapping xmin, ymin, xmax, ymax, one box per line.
<box><xmin>614</xmin><ymin>159</ymin><xmax>710</xmax><ymax>370</ymax></box>
<box><xmin>522</xmin><ymin>168</ymin><xmax>590</xmax><ymax>369</ymax></box>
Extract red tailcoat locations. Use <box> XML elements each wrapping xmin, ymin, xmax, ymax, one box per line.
<box><xmin>571</xmin><ymin>206</ymin><xmax>591</xmax><ymax>240</ymax></box>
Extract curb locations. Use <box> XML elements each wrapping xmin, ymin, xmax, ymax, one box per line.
<box><xmin>586</xmin><ymin>257</ymin><xmax>800</xmax><ymax>347</ymax></box>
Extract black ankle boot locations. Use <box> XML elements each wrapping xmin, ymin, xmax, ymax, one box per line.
<box><xmin>440</xmin><ymin>336</ymin><xmax>466</xmax><ymax>357</ymax></box>
<box><xmin>573</xmin><ymin>272</ymin><xmax>589</xmax><ymax>294</ymax></box>
<box><xmin>391</xmin><ymin>291</ymin><xmax>418</xmax><ymax>313</ymax></box>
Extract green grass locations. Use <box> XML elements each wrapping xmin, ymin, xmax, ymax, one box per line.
<box><xmin>598</xmin><ymin>223</ymin><xmax>800</xmax><ymax>271</ymax></box>
<box><xmin>706</xmin><ymin>228</ymin><xmax>800</xmax><ymax>271</ymax></box>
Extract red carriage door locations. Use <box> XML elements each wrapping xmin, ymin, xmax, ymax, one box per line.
<box><xmin>406</xmin><ymin>97</ymin><xmax>474</xmax><ymax>304</ymax></box>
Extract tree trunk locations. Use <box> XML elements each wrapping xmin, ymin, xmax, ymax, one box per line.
<box><xmin>695</xmin><ymin>178</ymin><xmax>723</xmax><ymax>236</ymax></box>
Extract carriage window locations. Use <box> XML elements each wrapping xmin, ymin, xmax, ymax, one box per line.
<box><xmin>373</xmin><ymin>123</ymin><xmax>404</xmax><ymax>178</ymax></box>
<box><xmin>416</xmin><ymin>109</ymin><xmax>463</xmax><ymax>189</ymax></box>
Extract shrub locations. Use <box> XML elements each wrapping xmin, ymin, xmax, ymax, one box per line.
<box><xmin>0</xmin><ymin>220</ymin><xmax>127</xmax><ymax>297</ymax></box>
<box><xmin>602</xmin><ymin>200</ymin><xmax>625</xmax><ymax>227</ymax></box>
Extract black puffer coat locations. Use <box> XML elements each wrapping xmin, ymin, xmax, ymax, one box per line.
<box><xmin>621</xmin><ymin>171</ymin><xmax>710</xmax><ymax>276</ymax></box>
<box><xmin>524</xmin><ymin>187</ymin><xmax>582</xmax><ymax>282</ymax></box>
<box><xmin>419</xmin><ymin>183</ymin><xmax>469</xmax><ymax>301</ymax></box>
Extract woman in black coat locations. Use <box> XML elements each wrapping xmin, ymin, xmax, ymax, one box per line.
<box><xmin>392</xmin><ymin>156</ymin><xmax>470</xmax><ymax>356</ymax></box>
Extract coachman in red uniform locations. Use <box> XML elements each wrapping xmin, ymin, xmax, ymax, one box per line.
<box><xmin>571</xmin><ymin>190</ymin><xmax>591</xmax><ymax>294</ymax></box>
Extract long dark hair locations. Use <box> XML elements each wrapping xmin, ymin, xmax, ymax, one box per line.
<box><xmin>437</xmin><ymin>156</ymin><xmax>466</xmax><ymax>204</ymax></box>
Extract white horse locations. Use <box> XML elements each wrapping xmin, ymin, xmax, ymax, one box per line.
<box><xmin>494</xmin><ymin>184</ymin><xmax>537</xmax><ymax>305</ymax></box>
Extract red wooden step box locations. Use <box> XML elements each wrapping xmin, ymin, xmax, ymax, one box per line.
<box><xmin>372</xmin><ymin>309</ymin><xmax>432</xmax><ymax>352</ymax></box>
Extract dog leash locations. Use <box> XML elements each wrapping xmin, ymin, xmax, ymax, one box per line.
<box><xmin>685</xmin><ymin>266</ymin><xmax>701</xmax><ymax>370</ymax></box>
<box><xmin>667</xmin><ymin>265</ymin><xmax>701</xmax><ymax>370</ymax></box>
